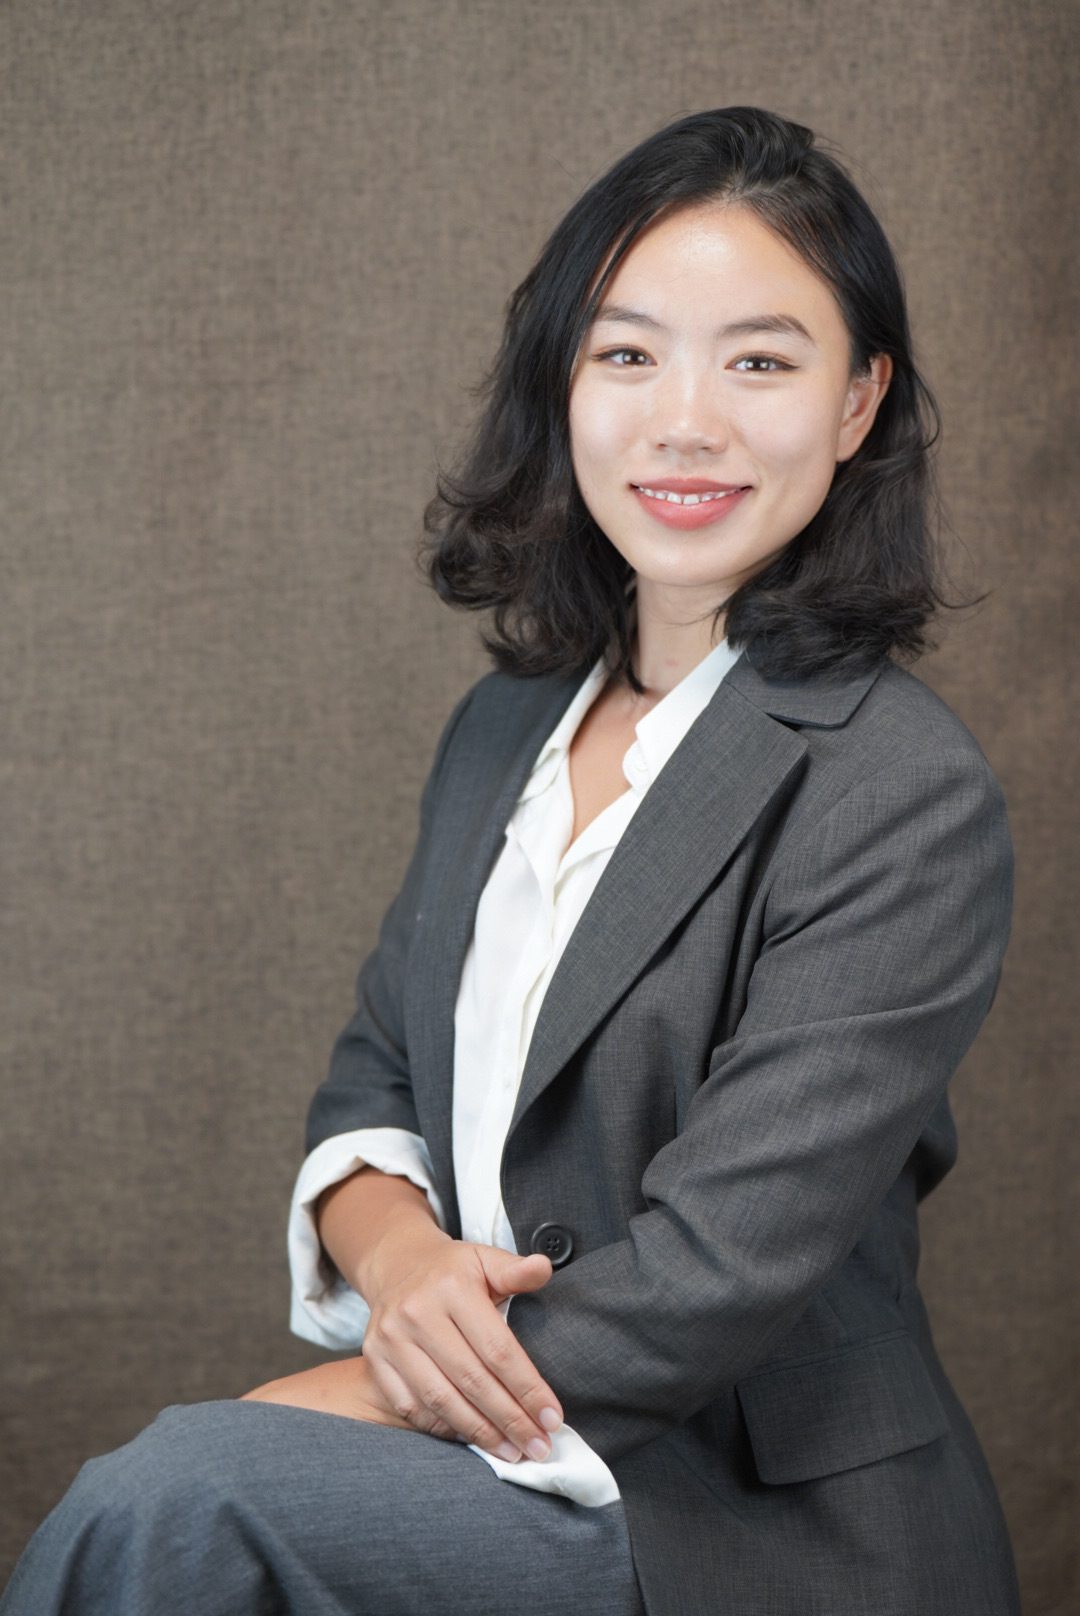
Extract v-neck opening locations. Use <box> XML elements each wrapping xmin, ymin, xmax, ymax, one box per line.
<box><xmin>557</xmin><ymin>782</ymin><xmax>637</xmax><ymax>875</ymax></box>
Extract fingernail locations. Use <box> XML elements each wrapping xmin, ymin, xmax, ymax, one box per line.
<box><xmin>526</xmin><ymin>1436</ymin><xmax>551</xmax><ymax>1461</ymax></box>
<box><xmin>495</xmin><ymin>1440</ymin><xmax>520</xmax><ymax>1462</ymax></box>
<box><xmin>538</xmin><ymin>1407</ymin><xmax>561</xmax><ymax>1431</ymax></box>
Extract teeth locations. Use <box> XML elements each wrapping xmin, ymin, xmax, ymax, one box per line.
<box><xmin>636</xmin><ymin>486</ymin><xmax>741</xmax><ymax>505</ymax></box>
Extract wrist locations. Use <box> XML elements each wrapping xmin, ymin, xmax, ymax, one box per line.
<box><xmin>355</xmin><ymin>1210</ymin><xmax>453</xmax><ymax>1305</ymax></box>
<box><xmin>316</xmin><ymin>1164</ymin><xmax>449</xmax><ymax>1306</ymax></box>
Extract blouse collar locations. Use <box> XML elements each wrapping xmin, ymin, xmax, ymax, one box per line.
<box><xmin>517</xmin><ymin>636</ymin><xmax>741</xmax><ymax>805</ymax></box>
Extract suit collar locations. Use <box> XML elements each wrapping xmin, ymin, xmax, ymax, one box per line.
<box><xmin>724</xmin><ymin>645</ymin><xmax>885</xmax><ymax>728</ymax></box>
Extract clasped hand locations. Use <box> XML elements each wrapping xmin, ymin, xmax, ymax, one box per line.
<box><xmin>241</xmin><ymin>1229</ymin><xmax>564</xmax><ymax>1465</ymax></box>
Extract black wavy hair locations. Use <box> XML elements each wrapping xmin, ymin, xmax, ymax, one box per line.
<box><xmin>418</xmin><ymin>106</ymin><xmax>984</xmax><ymax>691</ymax></box>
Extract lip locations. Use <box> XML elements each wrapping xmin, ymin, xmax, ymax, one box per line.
<box><xmin>630</xmin><ymin>478</ymin><xmax>748</xmax><ymax>493</ymax></box>
<box><xmin>630</xmin><ymin>482</ymin><xmax>752</xmax><ymax>531</ymax></box>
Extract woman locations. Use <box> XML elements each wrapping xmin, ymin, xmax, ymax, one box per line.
<box><xmin>2</xmin><ymin>106</ymin><xmax>1021</xmax><ymax>1615</ymax></box>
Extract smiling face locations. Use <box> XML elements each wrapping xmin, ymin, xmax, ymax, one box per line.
<box><xmin>567</xmin><ymin>201</ymin><xmax>892</xmax><ymax>633</ymax></box>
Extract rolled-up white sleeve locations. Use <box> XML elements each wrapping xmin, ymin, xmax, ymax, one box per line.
<box><xmin>288</xmin><ymin>1127</ymin><xmax>447</xmax><ymax>1349</ymax></box>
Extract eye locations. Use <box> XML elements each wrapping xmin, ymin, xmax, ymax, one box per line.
<box><xmin>593</xmin><ymin>347</ymin><xmax>652</xmax><ymax>367</ymax></box>
<box><xmin>732</xmin><ymin>354</ymin><xmax>794</xmax><ymax>373</ymax></box>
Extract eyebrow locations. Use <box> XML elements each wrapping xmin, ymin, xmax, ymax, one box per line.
<box><xmin>590</xmin><ymin>303</ymin><xmax>818</xmax><ymax>346</ymax></box>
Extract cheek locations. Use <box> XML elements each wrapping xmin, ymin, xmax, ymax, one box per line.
<box><xmin>569</xmin><ymin>384</ymin><xmax>636</xmax><ymax>475</ymax></box>
<box><xmin>743</xmin><ymin>382</ymin><xmax>848</xmax><ymax>473</ymax></box>
<box><xmin>739</xmin><ymin>404</ymin><xmax>835</xmax><ymax>469</ymax></box>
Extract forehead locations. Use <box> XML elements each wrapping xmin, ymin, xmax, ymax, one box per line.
<box><xmin>589</xmin><ymin>202</ymin><xmax>846</xmax><ymax>338</ymax></box>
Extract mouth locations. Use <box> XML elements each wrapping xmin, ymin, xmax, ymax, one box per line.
<box><xmin>629</xmin><ymin>481</ymin><xmax>752</xmax><ymax>530</ymax></box>
<box><xmin>631</xmin><ymin>483</ymin><xmax>748</xmax><ymax>506</ymax></box>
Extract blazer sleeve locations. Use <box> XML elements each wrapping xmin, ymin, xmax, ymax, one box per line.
<box><xmin>503</xmin><ymin>745</ymin><xmax>1015</xmax><ymax>1467</ymax></box>
<box><xmin>303</xmin><ymin>681</ymin><xmax>477</xmax><ymax>1156</ymax></box>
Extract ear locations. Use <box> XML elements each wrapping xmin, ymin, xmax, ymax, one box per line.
<box><xmin>835</xmin><ymin>353</ymin><xmax>893</xmax><ymax>463</ymax></box>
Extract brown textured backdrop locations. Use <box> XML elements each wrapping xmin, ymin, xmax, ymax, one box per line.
<box><xmin>1</xmin><ymin>1</ymin><xmax>1076</xmax><ymax>1608</ymax></box>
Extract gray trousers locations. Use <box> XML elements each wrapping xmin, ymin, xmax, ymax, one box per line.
<box><xmin>0</xmin><ymin>1400</ymin><xmax>647</xmax><ymax>1615</ymax></box>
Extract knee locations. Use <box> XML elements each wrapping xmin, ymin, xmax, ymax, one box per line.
<box><xmin>63</xmin><ymin>1403</ymin><xmax>235</xmax><ymax>1536</ymax></box>
<box><xmin>5</xmin><ymin>1406</ymin><xmax>264</xmax><ymax>1614</ymax></box>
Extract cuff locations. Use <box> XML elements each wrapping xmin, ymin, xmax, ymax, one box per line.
<box><xmin>288</xmin><ymin>1127</ymin><xmax>446</xmax><ymax>1350</ymax></box>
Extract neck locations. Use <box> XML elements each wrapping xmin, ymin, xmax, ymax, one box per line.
<box><xmin>628</xmin><ymin>582</ymin><xmax>728</xmax><ymax>696</ymax></box>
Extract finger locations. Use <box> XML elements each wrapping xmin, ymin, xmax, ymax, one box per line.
<box><xmin>368</xmin><ymin>1356</ymin><xmax>464</xmax><ymax>1443</ymax></box>
<box><xmin>448</xmin><ymin>1295</ymin><xmax>564</xmax><ymax>1447</ymax></box>
<box><xmin>364</xmin><ymin>1356</ymin><xmax>484</xmax><ymax>1445</ymax></box>
<box><xmin>374</xmin><ymin>1336</ymin><xmax>530</xmax><ymax>1463</ymax></box>
<box><xmin>385</xmin><ymin>1320</ymin><xmax>558</xmax><ymax>1464</ymax></box>
<box><xmin>452</xmin><ymin>1247</ymin><xmax>565</xmax><ymax>1428</ymax></box>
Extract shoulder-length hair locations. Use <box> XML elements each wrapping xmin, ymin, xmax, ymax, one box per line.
<box><xmin>418</xmin><ymin>105</ymin><xmax>982</xmax><ymax>690</ymax></box>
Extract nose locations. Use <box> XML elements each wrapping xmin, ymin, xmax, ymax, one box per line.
<box><xmin>652</xmin><ymin>365</ymin><xmax>730</xmax><ymax>456</ymax></box>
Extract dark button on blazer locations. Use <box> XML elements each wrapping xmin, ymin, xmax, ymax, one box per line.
<box><xmin>306</xmin><ymin>647</ymin><xmax>1021</xmax><ymax>1616</ymax></box>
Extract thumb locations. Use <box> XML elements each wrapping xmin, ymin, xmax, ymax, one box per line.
<box><xmin>480</xmin><ymin>1247</ymin><xmax>554</xmax><ymax>1301</ymax></box>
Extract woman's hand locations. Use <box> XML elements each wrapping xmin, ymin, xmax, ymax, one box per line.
<box><xmin>357</xmin><ymin>1226</ymin><xmax>565</xmax><ymax>1464</ymax></box>
<box><xmin>242</xmin><ymin>1228</ymin><xmax>565</xmax><ymax>1464</ymax></box>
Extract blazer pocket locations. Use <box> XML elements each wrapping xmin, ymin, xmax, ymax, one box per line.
<box><xmin>735</xmin><ymin>1329</ymin><xmax>950</xmax><ymax>1485</ymax></box>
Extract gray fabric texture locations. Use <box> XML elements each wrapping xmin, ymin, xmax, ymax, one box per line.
<box><xmin>299</xmin><ymin>649</ymin><xmax>1023</xmax><ymax>1615</ymax></box>
<box><xmin>0</xmin><ymin>1400</ymin><xmax>645</xmax><ymax>1616</ymax></box>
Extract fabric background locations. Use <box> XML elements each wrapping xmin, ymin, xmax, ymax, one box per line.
<box><xmin>1</xmin><ymin>2</ymin><xmax>1075</xmax><ymax>1609</ymax></box>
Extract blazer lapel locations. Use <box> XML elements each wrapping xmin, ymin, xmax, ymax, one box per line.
<box><xmin>408</xmin><ymin>649</ymin><xmax>885</xmax><ymax>1229</ymax></box>
<box><xmin>507</xmin><ymin>682</ymin><xmax>805</xmax><ymax>1143</ymax></box>
<box><xmin>408</xmin><ymin>665</ymin><xmax>584</xmax><ymax>1220</ymax></box>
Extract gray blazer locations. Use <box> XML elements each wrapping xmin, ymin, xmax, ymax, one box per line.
<box><xmin>307</xmin><ymin>647</ymin><xmax>1021</xmax><ymax>1616</ymax></box>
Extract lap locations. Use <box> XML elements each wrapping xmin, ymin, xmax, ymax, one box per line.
<box><xmin>2</xmin><ymin>1399</ymin><xmax>645</xmax><ymax>1616</ymax></box>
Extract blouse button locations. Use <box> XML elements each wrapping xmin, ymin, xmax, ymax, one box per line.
<box><xmin>529</xmin><ymin>1222</ymin><xmax>575</xmax><ymax>1267</ymax></box>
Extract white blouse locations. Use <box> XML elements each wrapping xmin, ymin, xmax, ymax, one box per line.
<box><xmin>288</xmin><ymin>634</ymin><xmax>742</xmax><ymax>1504</ymax></box>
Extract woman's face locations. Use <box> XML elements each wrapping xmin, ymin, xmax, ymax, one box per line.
<box><xmin>567</xmin><ymin>201</ymin><xmax>892</xmax><ymax>621</ymax></box>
